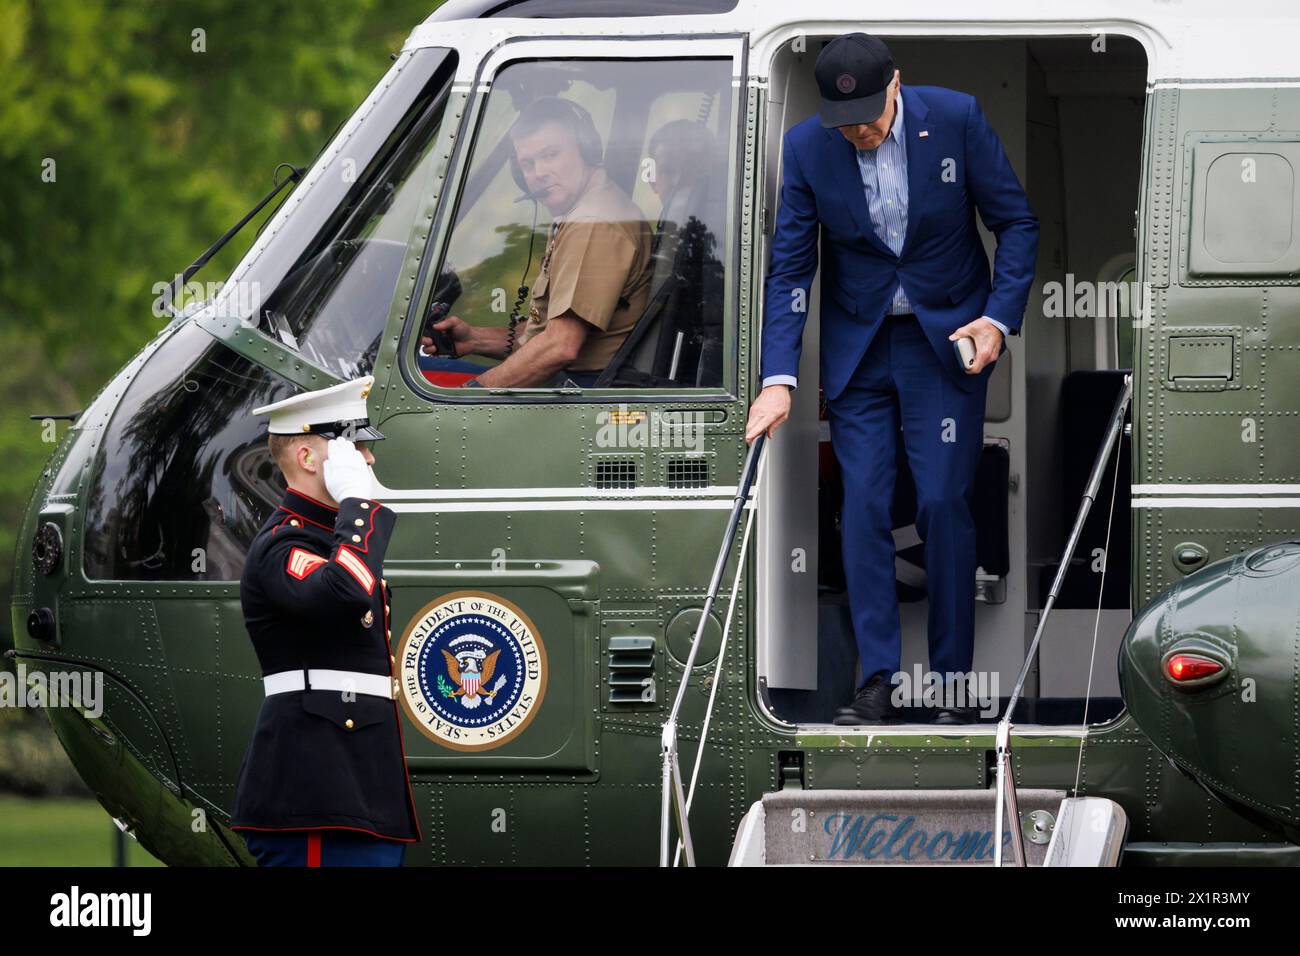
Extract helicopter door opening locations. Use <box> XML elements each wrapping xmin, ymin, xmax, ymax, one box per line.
<box><xmin>756</xmin><ymin>34</ymin><xmax>1148</xmax><ymax>727</ymax></box>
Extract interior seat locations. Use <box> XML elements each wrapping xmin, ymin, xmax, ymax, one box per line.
<box><xmin>594</xmin><ymin>173</ymin><xmax>725</xmax><ymax>388</ymax></box>
<box><xmin>1037</xmin><ymin>369</ymin><xmax>1132</xmax><ymax>609</ymax></box>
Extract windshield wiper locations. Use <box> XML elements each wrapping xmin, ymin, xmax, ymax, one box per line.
<box><xmin>158</xmin><ymin>162</ymin><xmax>307</xmax><ymax>317</ymax></box>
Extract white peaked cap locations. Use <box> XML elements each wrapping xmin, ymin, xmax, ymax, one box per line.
<box><xmin>253</xmin><ymin>374</ymin><xmax>384</xmax><ymax>440</ymax></box>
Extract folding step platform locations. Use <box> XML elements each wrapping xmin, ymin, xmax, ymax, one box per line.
<box><xmin>728</xmin><ymin>789</ymin><xmax>1126</xmax><ymax>866</ymax></box>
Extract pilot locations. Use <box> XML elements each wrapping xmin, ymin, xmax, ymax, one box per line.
<box><xmin>230</xmin><ymin>374</ymin><xmax>421</xmax><ymax>866</ymax></box>
<box><xmin>420</xmin><ymin>97</ymin><xmax>653</xmax><ymax>388</ymax></box>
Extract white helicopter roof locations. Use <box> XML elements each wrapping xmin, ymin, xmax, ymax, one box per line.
<box><xmin>404</xmin><ymin>0</ymin><xmax>1300</xmax><ymax>85</ymax></box>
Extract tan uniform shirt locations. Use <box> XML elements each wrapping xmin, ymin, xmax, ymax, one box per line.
<box><xmin>516</xmin><ymin>168</ymin><xmax>653</xmax><ymax>373</ymax></box>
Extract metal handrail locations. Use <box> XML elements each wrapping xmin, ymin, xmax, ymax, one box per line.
<box><xmin>993</xmin><ymin>373</ymin><xmax>1132</xmax><ymax>866</ymax></box>
<box><xmin>672</xmin><ymin>472</ymin><xmax>760</xmax><ymax>866</ymax></box>
<box><xmin>659</xmin><ymin>433</ymin><xmax>766</xmax><ymax>867</ymax></box>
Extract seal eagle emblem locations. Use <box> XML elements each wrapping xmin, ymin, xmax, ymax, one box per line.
<box><xmin>440</xmin><ymin>640</ymin><xmax>503</xmax><ymax>708</ymax></box>
<box><xmin>397</xmin><ymin>591</ymin><xmax>546</xmax><ymax>750</ymax></box>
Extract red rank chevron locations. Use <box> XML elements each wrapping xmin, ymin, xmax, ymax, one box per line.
<box><xmin>335</xmin><ymin>546</ymin><xmax>375</xmax><ymax>594</ymax></box>
<box><xmin>286</xmin><ymin>547</ymin><xmax>327</xmax><ymax>580</ymax></box>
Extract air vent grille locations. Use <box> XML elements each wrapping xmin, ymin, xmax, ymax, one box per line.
<box><xmin>594</xmin><ymin>457</ymin><xmax>637</xmax><ymax>489</ymax></box>
<box><xmin>666</xmin><ymin>457</ymin><xmax>709</xmax><ymax>489</ymax></box>
<box><xmin>608</xmin><ymin>635</ymin><xmax>656</xmax><ymax>705</ymax></box>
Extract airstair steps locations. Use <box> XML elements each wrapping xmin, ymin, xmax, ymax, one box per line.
<box><xmin>728</xmin><ymin>789</ymin><xmax>1126</xmax><ymax>866</ymax></box>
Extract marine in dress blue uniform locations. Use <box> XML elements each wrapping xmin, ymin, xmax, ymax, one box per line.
<box><xmin>748</xmin><ymin>34</ymin><xmax>1038</xmax><ymax>724</ymax></box>
<box><xmin>231</xmin><ymin>375</ymin><xmax>421</xmax><ymax>866</ymax></box>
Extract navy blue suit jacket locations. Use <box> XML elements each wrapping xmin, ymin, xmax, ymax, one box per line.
<box><xmin>760</xmin><ymin>84</ymin><xmax>1038</xmax><ymax>399</ymax></box>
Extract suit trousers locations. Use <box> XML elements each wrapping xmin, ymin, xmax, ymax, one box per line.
<box><xmin>825</xmin><ymin>313</ymin><xmax>988</xmax><ymax>686</ymax></box>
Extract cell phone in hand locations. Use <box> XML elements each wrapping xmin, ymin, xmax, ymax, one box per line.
<box><xmin>952</xmin><ymin>335</ymin><xmax>977</xmax><ymax>370</ymax></box>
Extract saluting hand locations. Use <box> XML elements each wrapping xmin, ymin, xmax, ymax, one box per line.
<box><xmin>949</xmin><ymin>317</ymin><xmax>1004</xmax><ymax>375</ymax></box>
<box><xmin>323</xmin><ymin>437</ymin><xmax>374</xmax><ymax>504</ymax></box>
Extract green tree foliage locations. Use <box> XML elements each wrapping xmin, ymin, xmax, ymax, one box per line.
<box><xmin>0</xmin><ymin>0</ymin><xmax>446</xmax><ymax>647</ymax></box>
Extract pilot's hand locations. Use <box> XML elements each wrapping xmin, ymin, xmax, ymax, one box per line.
<box><xmin>949</xmin><ymin>317</ymin><xmax>1003</xmax><ymax>375</ymax></box>
<box><xmin>745</xmin><ymin>385</ymin><xmax>792</xmax><ymax>444</ymax></box>
<box><xmin>323</xmin><ymin>437</ymin><xmax>374</xmax><ymax>503</ymax></box>
<box><xmin>419</xmin><ymin>315</ymin><xmax>472</xmax><ymax>357</ymax></box>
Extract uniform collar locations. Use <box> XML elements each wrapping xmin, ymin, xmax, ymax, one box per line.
<box><xmin>279</xmin><ymin>487</ymin><xmax>338</xmax><ymax>530</ymax></box>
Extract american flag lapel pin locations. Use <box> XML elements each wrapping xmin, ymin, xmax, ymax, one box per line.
<box><xmin>919</xmin><ymin>129</ymin><xmax>929</xmax><ymax>137</ymax></box>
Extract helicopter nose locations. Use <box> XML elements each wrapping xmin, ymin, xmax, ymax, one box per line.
<box><xmin>1119</xmin><ymin>542</ymin><xmax>1300</xmax><ymax>834</ymax></box>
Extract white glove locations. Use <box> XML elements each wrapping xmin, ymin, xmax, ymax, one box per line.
<box><xmin>322</xmin><ymin>437</ymin><xmax>374</xmax><ymax>504</ymax></box>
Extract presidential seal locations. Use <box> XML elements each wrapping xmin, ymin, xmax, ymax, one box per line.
<box><xmin>397</xmin><ymin>591</ymin><xmax>547</xmax><ymax>751</ymax></box>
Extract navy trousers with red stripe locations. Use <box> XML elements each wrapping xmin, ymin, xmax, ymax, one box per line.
<box><xmin>241</xmin><ymin>830</ymin><xmax>406</xmax><ymax>867</ymax></box>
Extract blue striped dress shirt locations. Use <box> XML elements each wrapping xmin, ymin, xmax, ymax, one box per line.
<box><xmin>857</xmin><ymin>90</ymin><xmax>911</xmax><ymax>313</ymax></box>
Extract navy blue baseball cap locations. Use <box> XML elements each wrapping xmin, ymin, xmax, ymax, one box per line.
<box><xmin>814</xmin><ymin>33</ymin><xmax>896</xmax><ymax>128</ymax></box>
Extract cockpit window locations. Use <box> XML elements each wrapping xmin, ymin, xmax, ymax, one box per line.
<box><xmin>82</xmin><ymin>323</ymin><xmax>294</xmax><ymax>581</ymax></box>
<box><xmin>411</xmin><ymin>57</ymin><xmax>736</xmax><ymax>393</ymax></box>
<box><xmin>217</xmin><ymin>48</ymin><xmax>458</xmax><ymax>380</ymax></box>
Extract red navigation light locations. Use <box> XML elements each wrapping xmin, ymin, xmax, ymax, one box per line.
<box><xmin>1166</xmin><ymin>654</ymin><xmax>1222</xmax><ymax>682</ymax></box>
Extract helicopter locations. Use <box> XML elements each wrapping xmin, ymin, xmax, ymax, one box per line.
<box><xmin>11</xmin><ymin>0</ymin><xmax>1300</xmax><ymax>866</ymax></box>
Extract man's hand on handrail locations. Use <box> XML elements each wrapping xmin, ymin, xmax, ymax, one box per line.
<box><xmin>745</xmin><ymin>384</ymin><xmax>791</xmax><ymax>443</ymax></box>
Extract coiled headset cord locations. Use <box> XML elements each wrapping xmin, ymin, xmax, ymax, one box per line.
<box><xmin>504</xmin><ymin>198</ymin><xmax>541</xmax><ymax>357</ymax></box>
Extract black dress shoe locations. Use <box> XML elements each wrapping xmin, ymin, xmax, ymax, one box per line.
<box><xmin>932</xmin><ymin>706</ymin><xmax>979</xmax><ymax>726</ymax></box>
<box><xmin>832</xmin><ymin>675</ymin><xmax>901</xmax><ymax>725</ymax></box>
<box><xmin>833</xmin><ymin>674</ymin><xmax>885</xmax><ymax>715</ymax></box>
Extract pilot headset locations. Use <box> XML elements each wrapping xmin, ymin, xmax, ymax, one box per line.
<box><xmin>508</xmin><ymin>97</ymin><xmax>604</xmax><ymax>195</ymax></box>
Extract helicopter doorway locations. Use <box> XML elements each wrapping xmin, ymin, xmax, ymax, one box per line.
<box><xmin>755</xmin><ymin>34</ymin><xmax>1148</xmax><ymax>728</ymax></box>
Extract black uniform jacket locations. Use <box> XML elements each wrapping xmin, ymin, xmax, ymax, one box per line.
<box><xmin>230</xmin><ymin>488</ymin><xmax>421</xmax><ymax>842</ymax></box>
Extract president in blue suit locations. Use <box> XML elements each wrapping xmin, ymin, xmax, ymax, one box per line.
<box><xmin>745</xmin><ymin>34</ymin><xmax>1038</xmax><ymax>725</ymax></box>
